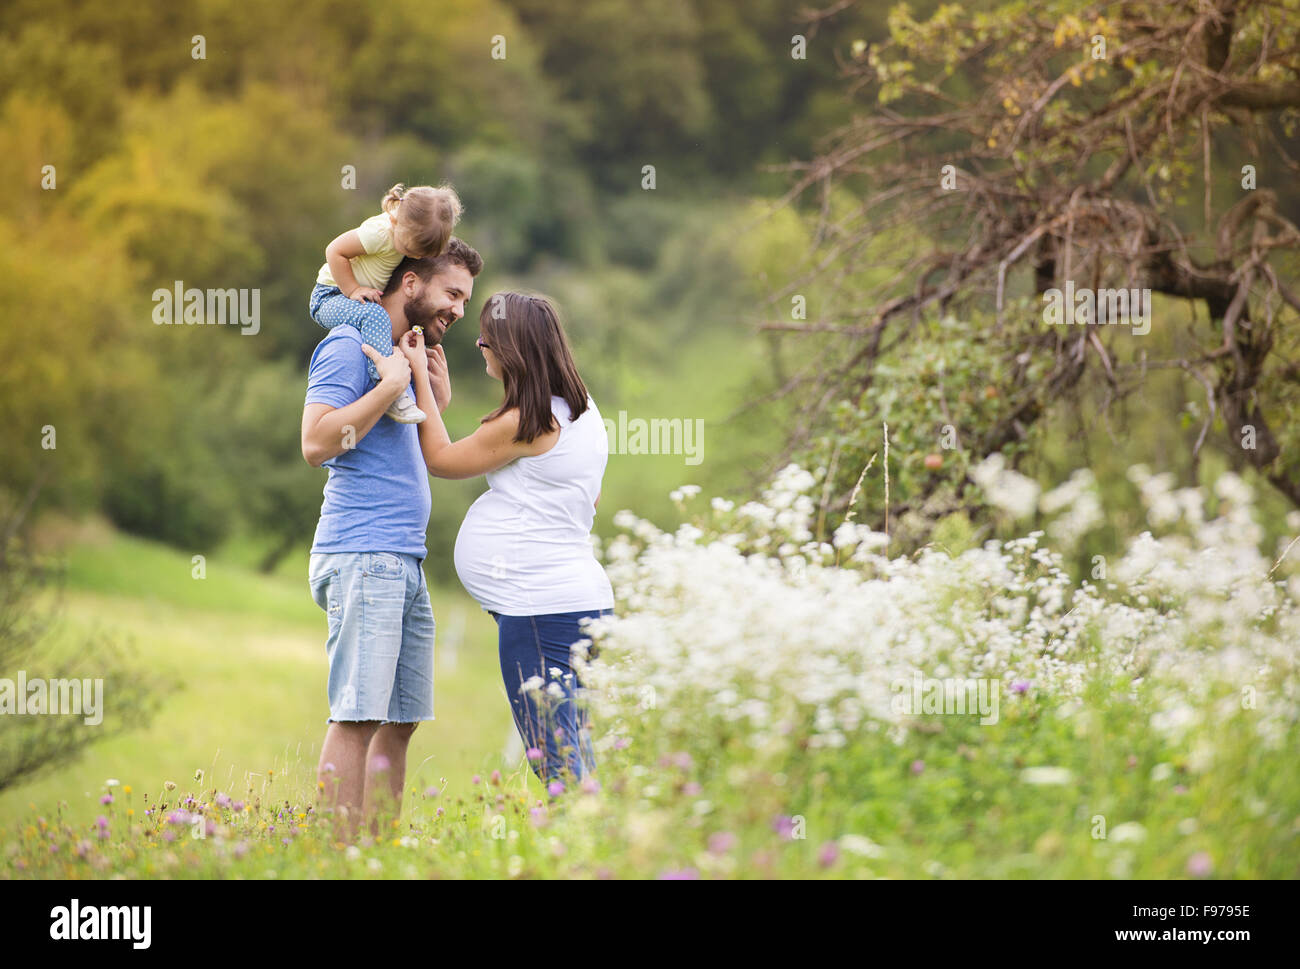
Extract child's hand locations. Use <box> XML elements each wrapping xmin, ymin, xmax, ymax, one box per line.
<box><xmin>349</xmin><ymin>286</ymin><xmax>383</xmax><ymax>303</ymax></box>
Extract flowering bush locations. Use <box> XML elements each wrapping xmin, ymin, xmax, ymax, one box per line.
<box><xmin>582</xmin><ymin>460</ymin><xmax>1300</xmax><ymax>760</ymax></box>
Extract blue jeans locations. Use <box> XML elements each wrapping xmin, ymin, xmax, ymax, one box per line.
<box><xmin>492</xmin><ymin>609</ymin><xmax>610</xmax><ymax>784</ymax></box>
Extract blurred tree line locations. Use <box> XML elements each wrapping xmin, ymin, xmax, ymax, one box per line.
<box><xmin>0</xmin><ymin>0</ymin><xmax>888</xmax><ymax>571</ymax></box>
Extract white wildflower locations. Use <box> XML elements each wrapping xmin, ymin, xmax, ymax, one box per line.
<box><xmin>1110</xmin><ymin>822</ymin><xmax>1147</xmax><ymax>843</ymax></box>
<box><xmin>839</xmin><ymin>834</ymin><xmax>886</xmax><ymax>858</ymax></box>
<box><xmin>1020</xmin><ymin>766</ymin><xmax>1073</xmax><ymax>786</ymax></box>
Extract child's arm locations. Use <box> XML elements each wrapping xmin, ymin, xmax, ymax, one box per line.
<box><xmin>325</xmin><ymin>230</ymin><xmax>383</xmax><ymax>303</ymax></box>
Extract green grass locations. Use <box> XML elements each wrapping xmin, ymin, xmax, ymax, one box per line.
<box><xmin>1</xmin><ymin>528</ymin><xmax>517</xmax><ymax>830</ymax></box>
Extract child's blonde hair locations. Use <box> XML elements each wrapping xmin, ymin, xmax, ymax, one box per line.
<box><xmin>381</xmin><ymin>182</ymin><xmax>462</xmax><ymax>258</ymax></box>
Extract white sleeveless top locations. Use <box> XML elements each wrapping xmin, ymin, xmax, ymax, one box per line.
<box><xmin>454</xmin><ymin>395</ymin><xmax>615</xmax><ymax>616</ymax></box>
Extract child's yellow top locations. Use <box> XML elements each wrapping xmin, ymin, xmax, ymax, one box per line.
<box><xmin>316</xmin><ymin>214</ymin><xmax>404</xmax><ymax>292</ymax></box>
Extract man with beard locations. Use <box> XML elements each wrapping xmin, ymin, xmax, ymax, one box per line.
<box><xmin>300</xmin><ymin>238</ymin><xmax>482</xmax><ymax>837</ymax></box>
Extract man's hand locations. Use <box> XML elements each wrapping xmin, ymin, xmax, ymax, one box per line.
<box><xmin>361</xmin><ymin>344</ymin><xmax>411</xmax><ymax>400</ymax></box>
<box><xmin>427</xmin><ymin>345</ymin><xmax>451</xmax><ymax>412</ymax></box>
<box><xmin>348</xmin><ymin>286</ymin><xmax>384</xmax><ymax>303</ymax></box>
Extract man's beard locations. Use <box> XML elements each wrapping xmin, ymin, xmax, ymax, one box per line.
<box><xmin>403</xmin><ymin>290</ymin><xmax>453</xmax><ymax>345</ymax></box>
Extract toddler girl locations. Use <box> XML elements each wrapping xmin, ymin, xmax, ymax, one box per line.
<box><xmin>310</xmin><ymin>182</ymin><xmax>462</xmax><ymax>423</ymax></box>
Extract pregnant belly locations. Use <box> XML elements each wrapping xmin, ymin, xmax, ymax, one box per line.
<box><xmin>453</xmin><ymin>512</ymin><xmax>514</xmax><ymax>588</ymax></box>
<box><xmin>454</xmin><ymin>503</ymin><xmax>608</xmax><ymax>610</ymax></box>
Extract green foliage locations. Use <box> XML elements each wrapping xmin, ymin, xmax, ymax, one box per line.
<box><xmin>219</xmin><ymin>361</ymin><xmax>330</xmax><ymax>573</ymax></box>
<box><xmin>806</xmin><ymin>309</ymin><xmax>1049</xmax><ymax>545</ymax></box>
<box><xmin>446</xmin><ymin>144</ymin><xmax>598</xmax><ymax>272</ymax></box>
<box><xmin>0</xmin><ymin>511</ymin><xmax>163</xmax><ymax>794</ymax></box>
<box><xmin>2</xmin><ymin>0</ymin><xmax>889</xmax><ymax>560</ymax></box>
<box><xmin>0</xmin><ymin>23</ymin><xmax>123</xmax><ymax>170</ymax></box>
<box><xmin>335</xmin><ymin>0</ymin><xmax>554</xmax><ymax>150</ymax></box>
<box><xmin>100</xmin><ymin>421</ymin><xmax>238</xmax><ymax>553</ymax></box>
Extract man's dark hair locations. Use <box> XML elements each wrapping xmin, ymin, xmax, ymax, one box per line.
<box><xmin>383</xmin><ymin>237</ymin><xmax>483</xmax><ymax>295</ymax></box>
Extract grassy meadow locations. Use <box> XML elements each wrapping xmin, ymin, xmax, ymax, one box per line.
<box><xmin>4</xmin><ymin>461</ymin><xmax>1299</xmax><ymax>880</ymax></box>
<box><xmin>1</xmin><ymin>525</ymin><xmax>515</xmax><ymax>830</ymax></box>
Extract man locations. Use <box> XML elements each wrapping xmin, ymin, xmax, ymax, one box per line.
<box><xmin>301</xmin><ymin>238</ymin><xmax>483</xmax><ymax>835</ymax></box>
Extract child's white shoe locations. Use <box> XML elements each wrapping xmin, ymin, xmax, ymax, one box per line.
<box><xmin>385</xmin><ymin>395</ymin><xmax>427</xmax><ymax>424</ymax></box>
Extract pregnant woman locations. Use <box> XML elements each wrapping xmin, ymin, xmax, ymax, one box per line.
<box><xmin>405</xmin><ymin>291</ymin><xmax>614</xmax><ymax>785</ymax></box>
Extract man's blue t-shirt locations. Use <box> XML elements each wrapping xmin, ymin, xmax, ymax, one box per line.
<box><xmin>305</xmin><ymin>327</ymin><xmax>431</xmax><ymax>558</ymax></box>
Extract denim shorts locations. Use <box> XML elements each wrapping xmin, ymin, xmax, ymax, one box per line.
<box><xmin>309</xmin><ymin>551</ymin><xmax>435</xmax><ymax>723</ymax></box>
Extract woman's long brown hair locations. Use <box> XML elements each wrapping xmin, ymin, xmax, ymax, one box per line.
<box><xmin>479</xmin><ymin>292</ymin><xmax>590</xmax><ymax>443</ymax></box>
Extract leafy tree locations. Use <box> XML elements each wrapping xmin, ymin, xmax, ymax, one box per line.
<box><xmin>771</xmin><ymin>0</ymin><xmax>1300</xmax><ymax>534</ymax></box>
<box><xmin>0</xmin><ymin>23</ymin><xmax>124</xmax><ymax>170</ymax></box>
<box><xmin>503</xmin><ymin>0</ymin><xmax>713</xmax><ymax>180</ymax></box>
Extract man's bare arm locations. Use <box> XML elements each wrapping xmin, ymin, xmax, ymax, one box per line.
<box><xmin>301</xmin><ymin>345</ymin><xmax>411</xmax><ymax>467</ymax></box>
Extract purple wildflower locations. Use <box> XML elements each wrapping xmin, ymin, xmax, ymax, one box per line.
<box><xmin>818</xmin><ymin>842</ymin><xmax>840</xmax><ymax>868</ymax></box>
<box><xmin>707</xmin><ymin>832</ymin><xmax>736</xmax><ymax>855</ymax></box>
<box><xmin>772</xmin><ymin>815</ymin><xmax>796</xmax><ymax>840</ymax></box>
<box><xmin>658</xmin><ymin>868</ymin><xmax>700</xmax><ymax>880</ymax></box>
